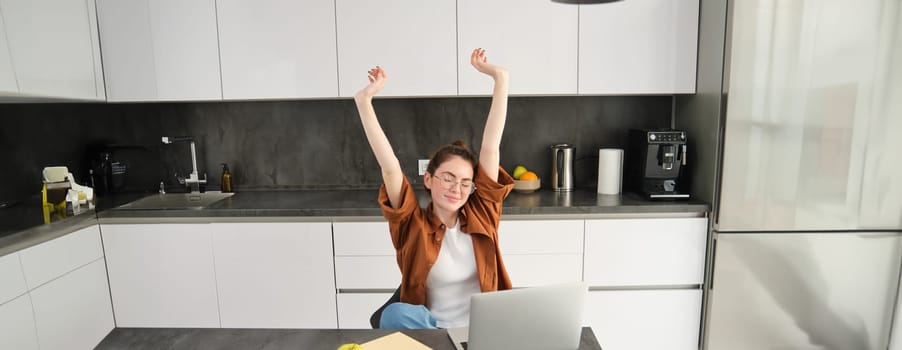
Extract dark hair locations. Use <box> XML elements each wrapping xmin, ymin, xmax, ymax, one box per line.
<box><xmin>426</xmin><ymin>140</ymin><xmax>477</xmax><ymax>177</ymax></box>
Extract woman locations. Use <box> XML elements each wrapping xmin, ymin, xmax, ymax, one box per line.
<box><xmin>354</xmin><ymin>48</ymin><xmax>514</xmax><ymax>329</ymax></box>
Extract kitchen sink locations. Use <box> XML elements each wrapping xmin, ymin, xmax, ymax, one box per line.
<box><xmin>115</xmin><ymin>192</ymin><xmax>234</xmax><ymax>210</ymax></box>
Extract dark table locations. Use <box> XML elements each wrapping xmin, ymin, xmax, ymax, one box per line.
<box><xmin>96</xmin><ymin>327</ymin><xmax>603</xmax><ymax>349</ymax></box>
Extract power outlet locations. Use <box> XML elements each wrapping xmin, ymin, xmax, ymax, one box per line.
<box><xmin>418</xmin><ymin>159</ymin><xmax>430</xmax><ymax>175</ymax></box>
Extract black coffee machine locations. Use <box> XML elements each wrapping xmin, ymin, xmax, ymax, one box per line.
<box><xmin>626</xmin><ymin>129</ymin><xmax>689</xmax><ymax>199</ymax></box>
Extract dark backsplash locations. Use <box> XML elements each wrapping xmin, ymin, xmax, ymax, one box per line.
<box><xmin>0</xmin><ymin>96</ymin><xmax>672</xmax><ymax>202</ymax></box>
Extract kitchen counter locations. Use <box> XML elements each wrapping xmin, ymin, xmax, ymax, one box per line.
<box><xmin>96</xmin><ymin>326</ymin><xmax>603</xmax><ymax>350</ymax></box>
<box><xmin>1</xmin><ymin>188</ymin><xmax>708</xmax><ymax>256</ymax></box>
<box><xmin>97</xmin><ymin>189</ymin><xmax>708</xmax><ymax>219</ymax></box>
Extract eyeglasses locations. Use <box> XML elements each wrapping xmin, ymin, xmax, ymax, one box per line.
<box><xmin>434</xmin><ymin>174</ymin><xmax>476</xmax><ymax>194</ymax></box>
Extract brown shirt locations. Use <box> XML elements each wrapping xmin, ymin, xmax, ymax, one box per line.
<box><xmin>378</xmin><ymin>165</ymin><xmax>515</xmax><ymax>306</ymax></box>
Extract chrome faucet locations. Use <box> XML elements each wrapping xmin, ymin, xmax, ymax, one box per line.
<box><xmin>162</xmin><ymin>136</ymin><xmax>207</xmax><ymax>193</ymax></box>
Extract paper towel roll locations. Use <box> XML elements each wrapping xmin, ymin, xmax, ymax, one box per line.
<box><xmin>597</xmin><ymin>148</ymin><xmax>624</xmax><ymax>195</ymax></box>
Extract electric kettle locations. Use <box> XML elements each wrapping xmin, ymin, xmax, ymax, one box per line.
<box><xmin>550</xmin><ymin>143</ymin><xmax>574</xmax><ymax>192</ymax></box>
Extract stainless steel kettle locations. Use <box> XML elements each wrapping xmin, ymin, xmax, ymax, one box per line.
<box><xmin>551</xmin><ymin>143</ymin><xmax>574</xmax><ymax>192</ymax></box>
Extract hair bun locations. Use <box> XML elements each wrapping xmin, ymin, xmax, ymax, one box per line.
<box><xmin>451</xmin><ymin>140</ymin><xmax>467</xmax><ymax>149</ymax></box>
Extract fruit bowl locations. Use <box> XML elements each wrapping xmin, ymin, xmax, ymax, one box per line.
<box><xmin>513</xmin><ymin>179</ymin><xmax>541</xmax><ymax>193</ymax></box>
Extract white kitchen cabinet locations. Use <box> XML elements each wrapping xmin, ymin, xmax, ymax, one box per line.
<box><xmin>499</xmin><ymin>219</ymin><xmax>584</xmax><ymax>287</ymax></box>
<box><xmin>0</xmin><ymin>0</ymin><xmax>104</xmax><ymax>100</ymax></box>
<box><xmin>578</xmin><ymin>0</ymin><xmax>698</xmax><ymax>94</ymax></box>
<box><xmin>457</xmin><ymin>0</ymin><xmax>577</xmax><ymax>95</ymax></box>
<box><xmin>0</xmin><ymin>294</ymin><xmax>39</xmax><ymax>350</ymax></box>
<box><xmin>101</xmin><ymin>223</ymin><xmax>220</xmax><ymax>327</ymax></box>
<box><xmin>30</xmin><ymin>259</ymin><xmax>114</xmax><ymax>350</ymax></box>
<box><xmin>337</xmin><ymin>293</ymin><xmax>394</xmax><ymax>329</ymax></box>
<box><xmin>335</xmin><ymin>256</ymin><xmax>401</xmax><ymax>290</ymax></box>
<box><xmin>333</xmin><ymin>221</ymin><xmax>400</xmax><ymax>290</ymax></box>
<box><xmin>0</xmin><ymin>253</ymin><xmax>26</xmax><ymax>305</ymax></box>
<box><xmin>18</xmin><ymin>225</ymin><xmax>104</xmax><ymax>290</ymax></box>
<box><xmin>336</xmin><ymin>0</ymin><xmax>457</xmax><ymax>97</ymax></box>
<box><xmin>584</xmin><ymin>218</ymin><xmax>707</xmax><ymax>286</ymax></box>
<box><xmin>0</xmin><ymin>12</ymin><xmax>18</xmax><ymax>94</ymax></box>
<box><xmin>332</xmin><ymin>221</ymin><xmax>393</xmax><ymax>256</ymax></box>
<box><xmin>96</xmin><ymin>0</ymin><xmax>222</xmax><ymax>101</ymax></box>
<box><xmin>211</xmin><ymin>222</ymin><xmax>337</xmax><ymax>328</ymax></box>
<box><xmin>333</xmin><ymin>221</ymin><xmax>399</xmax><ymax>328</ymax></box>
<box><xmin>585</xmin><ymin>289</ymin><xmax>702</xmax><ymax>350</ymax></box>
<box><xmin>216</xmin><ymin>0</ymin><xmax>338</xmax><ymax>99</ymax></box>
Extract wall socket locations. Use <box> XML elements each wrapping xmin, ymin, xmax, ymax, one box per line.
<box><xmin>418</xmin><ymin>159</ymin><xmax>430</xmax><ymax>175</ymax></box>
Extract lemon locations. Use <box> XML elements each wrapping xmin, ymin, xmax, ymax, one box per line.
<box><xmin>512</xmin><ymin>165</ymin><xmax>528</xmax><ymax>180</ymax></box>
<box><xmin>337</xmin><ymin>343</ymin><xmax>364</xmax><ymax>350</ymax></box>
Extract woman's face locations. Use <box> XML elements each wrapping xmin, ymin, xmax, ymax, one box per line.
<box><xmin>424</xmin><ymin>155</ymin><xmax>475</xmax><ymax>214</ymax></box>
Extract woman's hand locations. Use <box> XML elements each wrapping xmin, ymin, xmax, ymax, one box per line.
<box><xmin>470</xmin><ymin>48</ymin><xmax>508</xmax><ymax>80</ymax></box>
<box><xmin>355</xmin><ymin>66</ymin><xmax>387</xmax><ymax>101</ymax></box>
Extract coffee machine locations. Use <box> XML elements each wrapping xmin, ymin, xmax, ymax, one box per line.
<box><xmin>626</xmin><ymin>129</ymin><xmax>689</xmax><ymax>199</ymax></box>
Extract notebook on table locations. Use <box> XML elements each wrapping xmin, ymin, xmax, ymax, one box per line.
<box><xmin>446</xmin><ymin>281</ymin><xmax>588</xmax><ymax>350</ymax></box>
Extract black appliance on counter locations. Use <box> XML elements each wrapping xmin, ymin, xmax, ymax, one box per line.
<box><xmin>626</xmin><ymin>129</ymin><xmax>690</xmax><ymax>199</ymax></box>
<box><xmin>89</xmin><ymin>144</ymin><xmax>150</xmax><ymax>195</ymax></box>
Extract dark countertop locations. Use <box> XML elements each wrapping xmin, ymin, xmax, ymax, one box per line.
<box><xmin>96</xmin><ymin>326</ymin><xmax>603</xmax><ymax>350</ymax></box>
<box><xmin>97</xmin><ymin>188</ymin><xmax>708</xmax><ymax>219</ymax></box>
<box><xmin>1</xmin><ymin>188</ymin><xmax>708</xmax><ymax>257</ymax></box>
<box><xmin>0</xmin><ymin>194</ymin><xmax>100</xmax><ymax>258</ymax></box>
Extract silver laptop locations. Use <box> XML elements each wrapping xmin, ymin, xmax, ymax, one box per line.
<box><xmin>446</xmin><ymin>281</ymin><xmax>588</xmax><ymax>350</ymax></box>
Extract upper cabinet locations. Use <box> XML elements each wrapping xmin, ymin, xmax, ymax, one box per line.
<box><xmin>96</xmin><ymin>0</ymin><xmax>222</xmax><ymax>101</ymax></box>
<box><xmin>457</xmin><ymin>0</ymin><xmax>578</xmax><ymax>95</ymax></box>
<box><xmin>578</xmin><ymin>0</ymin><xmax>699</xmax><ymax>94</ymax></box>
<box><xmin>0</xmin><ymin>0</ymin><xmax>104</xmax><ymax>100</ymax></box>
<box><xmin>217</xmin><ymin>0</ymin><xmax>338</xmax><ymax>100</ymax></box>
<box><xmin>85</xmin><ymin>0</ymin><xmax>699</xmax><ymax>101</ymax></box>
<box><xmin>0</xmin><ymin>13</ymin><xmax>18</xmax><ymax>94</ymax></box>
<box><xmin>336</xmin><ymin>0</ymin><xmax>457</xmax><ymax>97</ymax></box>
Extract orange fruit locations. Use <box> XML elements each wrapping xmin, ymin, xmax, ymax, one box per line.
<box><xmin>519</xmin><ymin>171</ymin><xmax>539</xmax><ymax>181</ymax></box>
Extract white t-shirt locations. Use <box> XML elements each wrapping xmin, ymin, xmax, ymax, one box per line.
<box><xmin>426</xmin><ymin>221</ymin><xmax>481</xmax><ymax>328</ymax></box>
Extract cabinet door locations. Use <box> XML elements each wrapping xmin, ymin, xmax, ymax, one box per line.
<box><xmin>18</xmin><ymin>225</ymin><xmax>103</xmax><ymax>290</ymax></box>
<box><xmin>0</xmin><ymin>294</ymin><xmax>39</xmax><ymax>350</ymax></box>
<box><xmin>457</xmin><ymin>0</ymin><xmax>577</xmax><ymax>95</ymax></box>
<box><xmin>584</xmin><ymin>218</ymin><xmax>706</xmax><ymax>286</ymax></box>
<box><xmin>499</xmin><ymin>220</ymin><xmax>584</xmax><ymax>287</ymax></box>
<box><xmin>96</xmin><ymin>0</ymin><xmax>221</xmax><ymax>101</ymax></box>
<box><xmin>0</xmin><ymin>13</ymin><xmax>18</xmax><ymax>93</ymax></box>
<box><xmin>578</xmin><ymin>0</ymin><xmax>698</xmax><ymax>94</ymax></box>
<box><xmin>337</xmin><ymin>293</ymin><xmax>393</xmax><ymax>329</ymax></box>
<box><xmin>336</xmin><ymin>0</ymin><xmax>457</xmax><ymax>97</ymax></box>
<box><xmin>212</xmin><ymin>222</ymin><xmax>337</xmax><ymax>328</ymax></box>
<box><xmin>101</xmin><ymin>224</ymin><xmax>220</xmax><ymax>327</ymax></box>
<box><xmin>0</xmin><ymin>252</ymin><xmax>27</xmax><ymax>305</ymax></box>
<box><xmin>217</xmin><ymin>0</ymin><xmax>338</xmax><ymax>99</ymax></box>
<box><xmin>1</xmin><ymin>0</ymin><xmax>103</xmax><ymax>100</ymax></box>
<box><xmin>333</xmin><ymin>221</ymin><xmax>400</xmax><ymax>290</ymax></box>
<box><xmin>30</xmin><ymin>259</ymin><xmax>114</xmax><ymax>350</ymax></box>
<box><xmin>585</xmin><ymin>289</ymin><xmax>702</xmax><ymax>350</ymax></box>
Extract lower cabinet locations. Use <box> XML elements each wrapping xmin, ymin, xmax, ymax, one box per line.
<box><xmin>102</xmin><ymin>224</ymin><xmax>220</xmax><ymax>327</ymax></box>
<box><xmin>498</xmin><ymin>219</ymin><xmax>584</xmax><ymax>287</ymax></box>
<box><xmin>101</xmin><ymin>222</ymin><xmax>338</xmax><ymax>328</ymax></box>
<box><xmin>0</xmin><ymin>224</ymin><xmax>113</xmax><ymax>350</ymax></box>
<box><xmin>30</xmin><ymin>259</ymin><xmax>114</xmax><ymax>350</ymax></box>
<box><xmin>583</xmin><ymin>217</ymin><xmax>707</xmax><ymax>350</ymax></box>
<box><xmin>585</xmin><ymin>289</ymin><xmax>702</xmax><ymax>350</ymax></box>
<box><xmin>212</xmin><ymin>222</ymin><xmax>336</xmax><ymax>328</ymax></box>
<box><xmin>336</xmin><ymin>293</ymin><xmax>394</xmax><ymax>329</ymax></box>
<box><xmin>0</xmin><ymin>294</ymin><xmax>39</xmax><ymax>350</ymax></box>
<box><xmin>333</xmin><ymin>221</ymin><xmax>398</xmax><ymax>329</ymax></box>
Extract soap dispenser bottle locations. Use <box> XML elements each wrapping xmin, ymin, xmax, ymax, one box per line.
<box><xmin>220</xmin><ymin>163</ymin><xmax>233</xmax><ymax>193</ymax></box>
